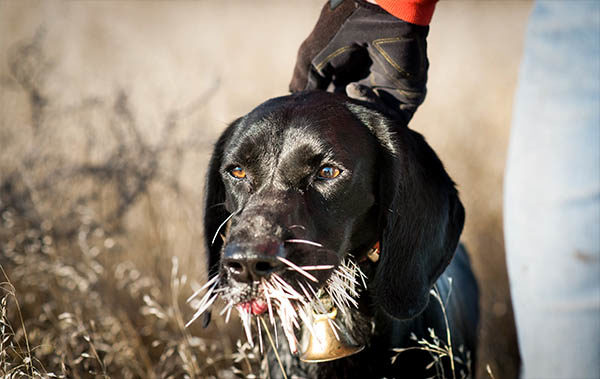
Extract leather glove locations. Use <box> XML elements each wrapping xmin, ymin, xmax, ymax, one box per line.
<box><xmin>290</xmin><ymin>0</ymin><xmax>430</xmax><ymax>123</ymax></box>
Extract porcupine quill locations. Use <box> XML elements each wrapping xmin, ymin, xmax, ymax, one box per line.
<box><xmin>185</xmin><ymin>258</ymin><xmax>367</xmax><ymax>356</ymax></box>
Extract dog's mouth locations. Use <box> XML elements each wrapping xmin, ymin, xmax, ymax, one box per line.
<box><xmin>238</xmin><ymin>297</ymin><xmax>268</xmax><ymax>315</ymax></box>
<box><xmin>186</xmin><ymin>257</ymin><xmax>367</xmax><ymax>355</ymax></box>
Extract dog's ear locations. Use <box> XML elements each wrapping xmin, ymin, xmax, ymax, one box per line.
<box><xmin>376</xmin><ymin>129</ymin><xmax>464</xmax><ymax>320</ymax></box>
<box><xmin>203</xmin><ymin>119</ymin><xmax>240</xmax><ymax>285</ymax></box>
<box><xmin>204</xmin><ymin>119</ymin><xmax>241</xmax><ymax>278</ymax></box>
<box><xmin>346</xmin><ymin>102</ymin><xmax>465</xmax><ymax>320</ymax></box>
<box><xmin>200</xmin><ymin>121</ymin><xmax>240</xmax><ymax>328</ymax></box>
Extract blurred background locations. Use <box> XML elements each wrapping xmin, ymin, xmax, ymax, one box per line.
<box><xmin>0</xmin><ymin>1</ymin><xmax>531</xmax><ymax>377</ymax></box>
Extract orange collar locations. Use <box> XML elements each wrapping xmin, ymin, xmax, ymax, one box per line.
<box><xmin>365</xmin><ymin>241</ymin><xmax>380</xmax><ymax>263</ymax></box>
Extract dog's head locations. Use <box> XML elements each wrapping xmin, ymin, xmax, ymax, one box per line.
<box><xmin>202</xmin><ymin>91</ymin><xmax>464</xmax><ymax>330</ymax></box>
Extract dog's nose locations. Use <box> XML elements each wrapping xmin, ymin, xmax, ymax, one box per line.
<box><xmin>223</xmin><ymin>256</ymin><xmax>283</xmax><ymax>282</ymax></box>
<box><xmin>222</xmin><ymin>243</ymin><xmax>284</xmax><ymax>283</ymax></box>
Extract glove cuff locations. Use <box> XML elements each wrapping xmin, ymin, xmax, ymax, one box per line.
<box><xmin>370</xmin><ymin>0</ymin><xmax>437</xmax><ymax>26</ymax></box>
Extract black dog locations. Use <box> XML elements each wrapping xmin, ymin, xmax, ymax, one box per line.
<box><xmin>202</xmin><ymin>90</ymin><xmax>479</xmax><ymax>378</ymax></box>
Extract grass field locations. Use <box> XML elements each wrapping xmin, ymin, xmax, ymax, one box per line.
<box><xmin>0</xmin><ymin>1</ymin><xmax>531</xmax><ymax>377</ymax></box>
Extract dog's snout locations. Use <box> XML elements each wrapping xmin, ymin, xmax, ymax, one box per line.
<box><xmin>223</xmin><ymin>243</ymin><xmax>284</xmax><ymax>283</ymax></box>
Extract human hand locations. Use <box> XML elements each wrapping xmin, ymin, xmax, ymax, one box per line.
<box><xmin>290</xmin><ymin>0</ymin><xmax>430</xmax><ymax>123</ymax></box>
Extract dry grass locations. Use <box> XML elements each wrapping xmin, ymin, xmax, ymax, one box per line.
<box><xmin>0</xmin><ymin>27</ymin><xmax>245</xmax><ymax>378</ymax></box>
<box><xmin>391</xmin><ymin>281</ymin><xmax>473</xmax><ymax>379</ymax></box>
<box><xmin>0</xmin><ymin>198</ymin><xmax>262</xmax><ymax>378</ymax></box>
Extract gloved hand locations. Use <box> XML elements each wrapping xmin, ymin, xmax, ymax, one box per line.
<box><xmin>290</xmin><ymin>0</ymin><xmax>430</xmax><ymax>123</ymax></box>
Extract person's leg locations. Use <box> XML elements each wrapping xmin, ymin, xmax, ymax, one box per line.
<box><xmin>504</xmin><ymin>2</ymin><xmax>600</xmax><ymax>378</ymax></box>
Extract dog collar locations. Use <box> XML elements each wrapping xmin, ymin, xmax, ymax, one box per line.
<box><xmin>366</xmin><ymin>241</ymin><xmax>380</xmax><ymax>263</ymax></box>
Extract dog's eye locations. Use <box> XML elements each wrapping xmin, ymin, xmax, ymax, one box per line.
<box><xmin>229</xmin><ymin>166</ymin><xmax>246</xmax><ymax>179</ymax></box>
<box><xmin>317</xmin><ymin>166</ymin><xmax>341</xmax><ymax>180</ymax></box>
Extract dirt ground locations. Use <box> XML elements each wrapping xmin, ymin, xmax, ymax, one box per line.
<box><xmin>0</xmin><ymin>1</ymin><xmax>532</xmax><ymax>377</ymax></box>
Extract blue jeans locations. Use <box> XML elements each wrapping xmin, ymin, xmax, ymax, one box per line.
<box><xmin>505</xmin><ymin>2</ymin><xmax>600</xmax><ymax>378</ymax></box>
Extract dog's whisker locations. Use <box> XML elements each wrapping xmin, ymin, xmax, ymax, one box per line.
<box><xmin>287</xmin><ymin>224</ymin><xmax>307</xmax><ymax>231</ymax></box>
<box><xmin>284</xmin><ymin>239</ymin><xmax>323</xmax><ymax>248</ymax></box>
<box><xmin>186</xmin><ymin>275</ymin><xmax>219</xmax><ymax>303</ymax></box>
<box><xmin>207</xmin><ymin>202</ymin><xmax>226</xmax><ymax>210</ymax></box>
<box><xmin>277</xmin><ymin>256</ymin><xmax>318</xmax><ymax>282</ymax></box>
<box><xmin>210</xmin><ymin>211</ymin><xmax>237</xmax><ymax>246</ymax></box>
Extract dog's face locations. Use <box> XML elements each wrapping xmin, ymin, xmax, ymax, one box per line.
<box><xmin>217</xmin><ymin>93</ymin><xmax>381</xmax><ymax>286</ymax></box>
<box><xmin>202</xmin><ymin>91</ymin><xmax>464</xmax><ymax>334</ymax></box>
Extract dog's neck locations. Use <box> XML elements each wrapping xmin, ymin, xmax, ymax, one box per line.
<box><xmin>298</xmin><ymin>241</ymin><xmax>382</xmax><ymax>362</ymax></box>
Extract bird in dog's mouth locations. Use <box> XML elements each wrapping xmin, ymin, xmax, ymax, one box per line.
<box><xmin>185</xmin><ymin>244</ymin><xmax>369</xmax><ymax>358</ymax></box>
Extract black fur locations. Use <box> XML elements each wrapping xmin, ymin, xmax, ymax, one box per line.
<box><xmin>203</xmin><ymin>91</ymin><xmax>479</xmax><ymax>378</ymax></box>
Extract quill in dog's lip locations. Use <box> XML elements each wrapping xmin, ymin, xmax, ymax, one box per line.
<box><xmin>186</xmin><ymin>255</ymin><xmax>367</xmax><ymax>355</ymax></box>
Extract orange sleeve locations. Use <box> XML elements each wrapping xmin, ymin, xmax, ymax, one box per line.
<box><xmin>374</xmin><ymin>0</ymin><xmax>438</xmax><ymax>26</ymax></box>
